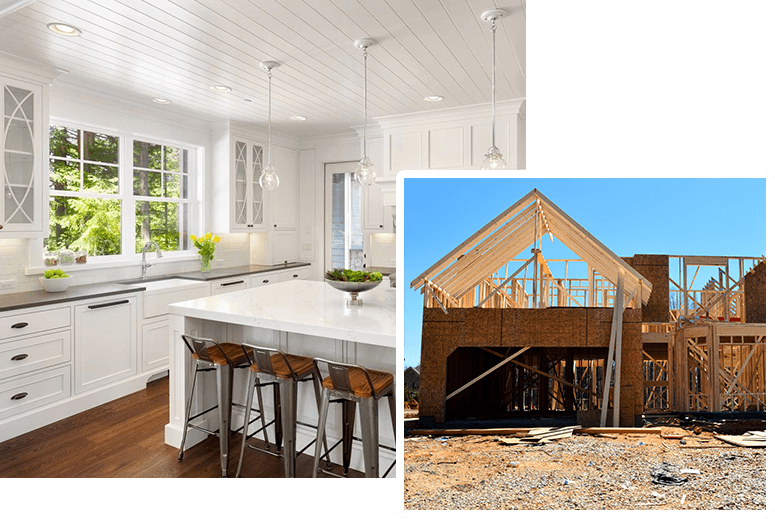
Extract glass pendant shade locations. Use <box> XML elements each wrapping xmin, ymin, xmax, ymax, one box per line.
<box><xmin>482</xmin><ymin>145</ymin><xmax>508</xmax><ymax>170</ymax></box>
<box><xmin>259</xmin><ymin>163</ymin><xmax>280</xmax><ymax>190</ymax></box>
<box><xmin>355</xmin><ymin>156</ymin><xmax>376</xmax><ymax>186</ymax></box>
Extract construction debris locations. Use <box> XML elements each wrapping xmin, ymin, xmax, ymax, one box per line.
<box><xmin>715</xmin><ymin>431</ymin><xmax>766</xmax><ymax>448</ymax></box>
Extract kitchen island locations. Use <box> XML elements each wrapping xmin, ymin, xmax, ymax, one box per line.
<box><xmin>164</xmin><ymin>279</ymin><xmax>396</xmax><ymax>477</ymax></box>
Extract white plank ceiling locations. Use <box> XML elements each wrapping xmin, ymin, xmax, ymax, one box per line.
<box><xmin>0</xmin><ymin>0</ymin><xmax>525</xmax><ymax>138</ymax></box>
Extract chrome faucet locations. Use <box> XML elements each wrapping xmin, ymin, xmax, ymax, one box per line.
<box><xmin>141</xmin><ymin>241</ymin><xmax>162</xmax><ymax>278</ymax></box>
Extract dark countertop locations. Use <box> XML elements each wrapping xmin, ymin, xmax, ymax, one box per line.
<box><xmin>0</xmin><ymin>262</ymin><xmax>311</xmax><ymax>313</ymax></box>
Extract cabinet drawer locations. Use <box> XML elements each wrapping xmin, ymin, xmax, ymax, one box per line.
<box><xmin>250</xmin><ymin>272</ymin><xmax>280</xmax><ymax>289</ymax></box>
<box><xmin>0</xmin><ymin>307</ymin><xmax>70</xmax><ymax>341</ymax></box>
<box><xmin>143</xmin><ymin>284</ymin><xmax>210</xmax><ymax>319</ymax></box>
<box><xmin>0</xmin><ymin>330</ymin><xmax>71</xmax><ymax>381</ymax></box>
<box><xmin>280</xmin><ymin>268</ymin><xmax>310</xmax><ymax>282</ymax></box>
<box><xmin>0</xmin><ymin>365</ymin><xmax>71</xmax><ymax>421</ymax></box>
<box><xmin>211</xmin><ymin>276</ymin><xmax>250</xmax><ymax>295</ymax></box>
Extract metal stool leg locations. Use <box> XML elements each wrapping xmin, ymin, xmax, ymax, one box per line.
<box><xmin>312</xmin><ymin>388</ymin><xmax>332</xmax><ymax>478</ymax></box>
<box><xmin>215</xmin><ymin>364</ymin><xmax>232</xmax><ymax>477</ymax></box>
<box><xmin>178</xmin><ymin>364</ymin><xmax>199</xmax><ymax>461</ymax></box>
<box><xmin>387</xmin><ymin>384</ymin><xmax>397</xmax><ymax>440</ymax></box>
<box><xmin>341</xmin><ymin>400</ymin><xmax>356</xmax><ymax>474</ymax></box>
<box><xmin>236</xmin><ymin>370</ymin><xmax>256</xmax><ymax>478</ymax></box>
<box><xmin>279</xmin><ymin>378</ymin><xmax>297</xmax><ymax>478</ymax></box>
<box><xmin>311</xmin><ymin>374</ymin><xmax>332</xmax><ymax>468</ymax></box>
<box><xmin>273</xmin><ymin>383</ymin><xmax>283</xmax><ymax>452</ymax></box>
<box><xmin>359</xmin><ymin>397</ymin><xmax>380</xmax><ymax>478</ymax></box>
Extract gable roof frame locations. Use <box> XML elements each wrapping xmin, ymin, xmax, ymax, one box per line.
<box><xmin>412</xmin><ymin>189</ymin><xmax>652</xmax><ymax>305</ymax></box>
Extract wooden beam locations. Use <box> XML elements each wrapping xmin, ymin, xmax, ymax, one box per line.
<box><xmin>410</xmin><ymin>190</ymin><xmax>539</xmax><ymax>289</ymax></box>
<box><xmin>476</xmin><ymin>254</ymin><xmax>536</xmax><ymax>308</ymax></box>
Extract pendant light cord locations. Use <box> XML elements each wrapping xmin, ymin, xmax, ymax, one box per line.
<box><xmin>363</xmin><ymin>46</ymin><xmax>368</xmax><ymax>158</ymax></box>
<box><xmin>267</xmin><ymin>69</ymin><xmax>272</xmax><ymax>165</ymax></box>
<box><xmin>491</xmin><ymin>17</ymin><xmax>497</xmax><ymax>149</ymax></box>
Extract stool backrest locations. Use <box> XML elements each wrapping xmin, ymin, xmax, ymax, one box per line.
<box><xmin>181</xmin><ymin>334</ymin><xmax>218</xmax><ymax>364</ymax></box>
<box><xmin>241</xmin><ymin>343</ymin><xmax>297</xmax><ymax>379</ymax></box>
<box><xmin>314</xmin><ymin>358</ymin><xmax>378</xmax><ymax>398</ymax></box>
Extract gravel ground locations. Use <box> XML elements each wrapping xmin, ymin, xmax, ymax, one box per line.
<box><xmin>403</xmin><ymin>425</ymin><xmax>766</xmax><ymax>510</ymax></box>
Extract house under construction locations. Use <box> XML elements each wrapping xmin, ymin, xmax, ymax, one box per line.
<box><xmin>411</xmin><ymin>189</ymin><xmax>766</xmax><ymax>427</ymax></box>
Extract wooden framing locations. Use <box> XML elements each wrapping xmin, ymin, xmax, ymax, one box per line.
<box><xmin>414</xmin><ymin>190</ymin><xmax>766</xmax><ymax>424</ymax></box>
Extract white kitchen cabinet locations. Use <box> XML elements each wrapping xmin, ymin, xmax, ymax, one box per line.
<box><xmin>74</xmin><ymin>296</ymin><xmax>137</xmax><ymax>394</ymax></box>
<box><xmin>361</xmin><ymin>137</ymin><xmax>385</xmax><ymax>231</ymax></box>
<box><xmin>212</xmin><ymin>131</ymin><xmax>267</xmax><ymax>233</ymax></box>
<box><xmin>250</xmin><ymin>272</ymin><xmax>279</xmax><ymax>288</ymax></box>
<box><xmin>0</xmin><ymin>75</ymin><xmax>47</xmax><ymax>237</ymax></box>
<box><xmin>279</xmin><ymin>266</ymin><xmax>310</xmax><ymax>282</ymax></box>
<box><xmin>210</xmin><ymin>276</ymin><xmax>250</xmax><ymax>295</ymax></box>
<box><xmin>141</xmin><ymin>318</ymin><xmax>170</xmax><ymax>373</ymax></box>
<box><xmin>271</xmin><ymin>145</ymin><xmax>298</xmax><ymax>230</ymax></box>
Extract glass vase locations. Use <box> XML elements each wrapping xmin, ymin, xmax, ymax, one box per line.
<box><xmin>200</xmin><ymin>255</ymin><xmax>211</xmax><ymax>272</ymax></box>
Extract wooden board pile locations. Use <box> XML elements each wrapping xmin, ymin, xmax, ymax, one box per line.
<box><xmin>715</xmin><ymin>430</ymin><xmax>766</xmax><ymax>448</ymax></box>
<box><xmin>499</xmin><ymin>425</ymin><xmax>581</xmax><ymax>445</ymax></box>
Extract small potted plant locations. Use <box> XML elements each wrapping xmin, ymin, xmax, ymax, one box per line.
<box><xmin>40</xmin><ymin>269</ymin><xmax>71</xmax><ymax>293</ymax></box>
<box><xmin>190</xmin><ymin>233</ymin><xmax>221</xmax><ymax>272</ymax></box>
<box><xmin>325</xmin><ymin>269</ymin><xmax>384</xmax><ymax>305</ymax></box>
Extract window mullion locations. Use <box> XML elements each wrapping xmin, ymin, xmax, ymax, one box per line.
<box><xmin>121</xmin><ymin>133</ymin><xmax>135</xmax><ymax>257</ymax></box>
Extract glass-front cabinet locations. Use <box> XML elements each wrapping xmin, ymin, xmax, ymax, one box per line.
<box><xmin>232</xmin><ymin>137</ymin><xmax>265</xmax><ymax>230</ymax></box>
<box><xmin>1</xmin><ymin>76</ymin><xmax>45</xmax><ymax>236</ymax></box>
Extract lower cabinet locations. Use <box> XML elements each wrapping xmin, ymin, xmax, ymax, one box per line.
<box><xmin>210</xmin><ymin>276</ymin><xmax>250</xmax><ymax>295</ymax></box>
<box><xmin>141</xmin><ymin>318</ymin><xmax>170</xmax><ymax>373</ymax></box>
<box><xmin>74</xmin><ymin>296</ymin><xmax>137</xmax><ymax>394</ymax></box>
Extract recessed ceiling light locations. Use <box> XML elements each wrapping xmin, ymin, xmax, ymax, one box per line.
<box><xmin>152</xmin><ymin>98</ymin><xmax>170</xmax><ymax>105</ymax></box>
<box><xmin>424</xmin><ymin>95</ymin><xmax>444</xmax><ymax>102</ymax></box>
<box><xmin>210</xmin><ymin>85</ymin><xmax>232</xmax><ymax>93</ymax></box>
<box><xmin>47</xmin><ymin>22</ymin><xmax>82</xmax><ymax>37</ymax></box>
<box><xmin>290</xmin><ymin>116</ymin><xmax>307</xmax><ymax>121</ymax></box>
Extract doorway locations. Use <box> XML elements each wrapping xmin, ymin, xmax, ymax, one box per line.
<box><xmin>324</xmin><ymin>161</ymin><xmax>365</xmax><ymax>275</ymax></box>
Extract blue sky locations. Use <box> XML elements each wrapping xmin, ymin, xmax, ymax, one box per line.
<box><xmin>401</xmin><ymin>176</ymin><xmax>767</xmax><ymax>369</ymax></box>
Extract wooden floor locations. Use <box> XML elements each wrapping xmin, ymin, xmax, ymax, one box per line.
<box><xmin>0</xmin><ymin>376</ymin><xmax>362</xmax><ymax>478</ymax></box>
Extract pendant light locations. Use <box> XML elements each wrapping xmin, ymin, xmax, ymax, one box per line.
<box><xmin>354</xmin><ymin>38</ymin><xmax>377</xmax><ymax>187</ymax></box>
<box><xmin>481</xmin><ymin>9</ymin><xmax>508</xmax><ymax>170</ymax></box>
<box><xmin>258</xmin><ymin>61</ymin><xmax>280</xmax><ymax>191</ymax></box>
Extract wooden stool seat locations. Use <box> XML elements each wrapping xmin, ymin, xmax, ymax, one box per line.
<box><xmin>191</xmin><ymin>341</ymin><xmax>249</xmax><ymax>366</ymax></box>
<box><xmin>250</xmin><ymin>353</ymin><xmax>315</xmax><ymax>379</ymax></box>
<box><xmin>321</xmin><ymin>369</ymin><xmax>394</xmax><ymax>399</ymax></box>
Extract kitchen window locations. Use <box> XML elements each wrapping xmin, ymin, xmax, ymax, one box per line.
<box><xmin>30</xmin><ymin>122</ymin><xmax>200</xmax><ymax>268</ymax></box>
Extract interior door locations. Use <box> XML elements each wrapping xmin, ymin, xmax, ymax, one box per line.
<box><xmin>324</xmin><ymin>161</ymin><xmax>365</xmax><ymax>275</ymax></box>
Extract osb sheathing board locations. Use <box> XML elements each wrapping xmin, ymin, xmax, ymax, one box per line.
<box><xmin>744</xmin><ymin>261</ymin><xmax>766</xmax><ymax>323</ymax></box>
<box><xmin>419</xmin><ymin>307</ymin><xmax>644</xmax><ymax>424</ymax></box>
<box><xmin>623</xmin><ymin>254</ymin><xmax>670</xmax><ymax>323</ymax></box>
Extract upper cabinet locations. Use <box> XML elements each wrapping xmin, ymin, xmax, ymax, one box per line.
<box><xmin>0</xmin><ymin>75</ymin><xmax>47</xmax><ymax>237</ymax></box>
<box><xmin>361</xmin><ymin>136</ymin><xmax>385</xmax><ymax>231</ymax></box>
<box><xmin>211</xmin><ymin>124</ymin><xmax>298</xmax><ymax>236</ymax></box>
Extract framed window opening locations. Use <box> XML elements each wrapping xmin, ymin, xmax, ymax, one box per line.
<box><xmin>28</xmin><ymin>119</ymin><xmax>203</xmax><ymax>270</ymax></box>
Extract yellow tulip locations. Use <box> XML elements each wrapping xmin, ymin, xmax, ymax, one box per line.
<box><xmin>205</xmin><ymin>232</ymin><xmax>211</xmax><ymax>240</ymax></box>
<box><xmin>213</xmin><ymin>236</ymin><xmax>221</xmax><ymax>243</ymax></box>
<box><xmin>189</xmin><ymin>234</ymin><xmax>197</xmax><ymax>243</ymax></box>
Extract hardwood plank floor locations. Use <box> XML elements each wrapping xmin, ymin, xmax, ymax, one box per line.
<box><xmin>0</xmin><ymin>376</ymin><xmax>362</xmax><ymax>478</ymax></box>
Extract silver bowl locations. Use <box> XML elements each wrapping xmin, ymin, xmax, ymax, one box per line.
<box><xmin>325</xmin><ymin>279</ymin><xmax>382</xmax><ymax>306</ymax></box>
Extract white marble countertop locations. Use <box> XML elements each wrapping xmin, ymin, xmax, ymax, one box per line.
<box><xmin>168</xmin><ymin>279</ymin><xmax>396</xmax><ymax>348</ymax></box>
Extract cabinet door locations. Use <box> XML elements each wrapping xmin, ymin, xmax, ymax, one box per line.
<box><xmin>271</xmin><ymin>145</ymin><xmax>297</xmax><ymax>229</ymax></box>
<box><xmin>1</xmin><ymin>78</ymin><xmax>42</xmax><ymax>233</ymax></box>
<box><xmin>362</xmin><ymin>182</ymin><xmax>385</xmax><ymax>231</ymax></box>
<box><xmin>232</xmin><ymin>139</ymin><xmax>250</xmax><ymax>230</ymax></box>
<box><xmin>74</xmin><ymin>297</ymin><xmax>137</xmax><ymax>394</ymax></box>
<box><xmin>248</xmin><ymin>143</ymin><xmax>265</xmax><ymax>228</ymax></box>
<box><xmin>141</xmin><ymin>319</ymin><xmax>169</xmax><ymax>373</ymax></box>
<box><xmin>250</xmin><ymin>272</ymin><xmax>280</xmax><ymax>288</ymax></box>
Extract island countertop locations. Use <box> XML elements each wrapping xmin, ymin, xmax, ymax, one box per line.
<box><xmin>168</xmin><ymin>279</ymin><xmax>396</xmax><ymax>348</ymax></box>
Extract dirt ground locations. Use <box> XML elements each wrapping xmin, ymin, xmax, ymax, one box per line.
<box><xmin>403</xmin><ymin>410</ymin><xmax>766</xmax><ymax>510</ymax></box>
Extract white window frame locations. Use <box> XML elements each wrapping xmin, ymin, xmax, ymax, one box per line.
<box><xmin>27</xmin><ymin>119</ymin><xmax>204</xmax><ymax>272</ymax></box>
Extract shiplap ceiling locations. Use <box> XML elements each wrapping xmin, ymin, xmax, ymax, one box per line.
<box><xmin>0</xmin><ymin>0</ymin><xmax>525</xmax><ymax>138</ymax></box>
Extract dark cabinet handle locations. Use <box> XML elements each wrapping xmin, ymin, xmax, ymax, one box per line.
<box><xmin>88</xmin><ymin>299</ymin><xmax>129</xmax><ymax>310</ymax></box>
<box><xmin>11</xmin><ymin>392</ymin><xmax>28</xmax><ymax>401</ymax></box>
<box><xmin>262</xmin><ymin>279</ymin><xmax>269</xmax><ymax>284</ymax></box>
<box><xmin>11</xmin><ymin>354</ymin><xmax>28</xmax><ymax>361</ymax></box>
<box><xmin>220</xmin><ymin>280</ymin><xmax>245</xmax><ymax>287</ymax></box>
<box><xmin>292</xmin><ymin>274</ymin><xmax>299</xmax><ymax>278</ymax></box>
<box><xmin>11</xmin><ymin>322</ymin><xmax>29</xmax><ymax>329</ymax></box>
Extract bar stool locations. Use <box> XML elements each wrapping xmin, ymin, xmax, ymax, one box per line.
<box><xmin>311</xmin><ymin>359</ymin><xmax>396</xmax><ymax>478</ymax></box>
<box><xmin>236</xmin><ymin>343</ymin><xmax>330</xmax><ymax>478</ymax></box>
<box><xmin>178</xmin><ymin>334</ymin><xmax>261</xmax><ymax>478</ymax></box>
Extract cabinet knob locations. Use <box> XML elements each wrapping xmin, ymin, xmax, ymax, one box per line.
<box><xmin>380</xmin><ymin>225</ymin><xmax>383</xmax><ymax>228</ymax></box>
<box><xmin>292</xmin><ymin>274</ymin><xmax>298</xmax><ymax>278</ymax></box>
<box><xmin>263</xmin><ymin>279</ymin><xmax>269</xmax><ymax>284</ymax></box>
<box><xmin>0</xmin><ymin>224</ymin><xmax>3</xmax><ymax>230</ymax></box>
